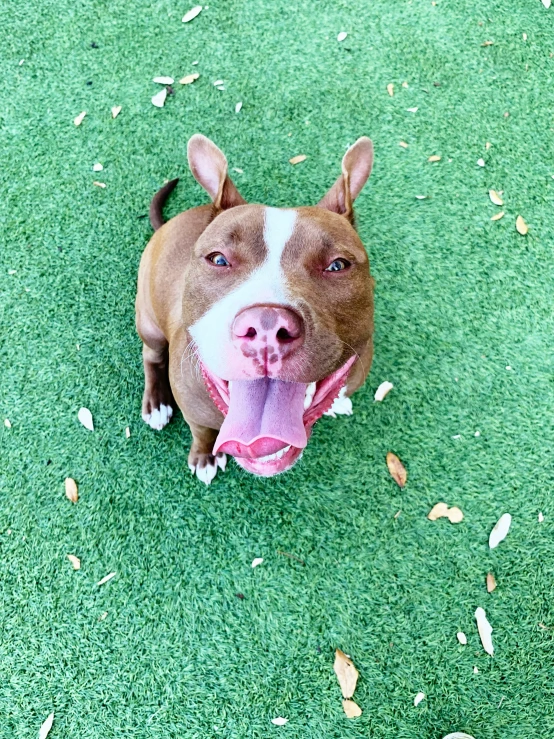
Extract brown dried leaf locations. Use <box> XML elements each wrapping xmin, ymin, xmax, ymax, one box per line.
<box><xmin>387</xmin><ymin>83</ymin><xmax>394</xmax><ymax>97</ymax></box>
<box><xmin>428</xmin><ymin>502</ymin><xmax>449</xmax><ymax>520</ymax></box>
<box><xmin>333</xmin><ymin>649</ymin><xmax>359</xmax><ymax>699</ymax></box>
<box><xmin>486</xmin><ymin>572</ymin><xmax>497</xmax><ymax>592</ymax></box>
<box><xmin>67</xmin><ymin>554</ymin><xmax>81</xmax><ymax>570</ymax></box>
<box><xmin>342</xmin><ymin>699</ymin><xmax>362</xmax><ymax>718</ymax></box>
<box><xmin>516</xmin><ymin>215</ymin><xmax>528</xmax><ymax>235</ymax></box>
<box><xmin>489</xmin><ymin>189</ymin><xmax>503</xmax><ymax>206</ymax></box>
<box><xmin>386</xmin><ymin>452</ymin><xmax>407</xmax><ymax>487</ymax></box>
<box><xmin>428</xmin><ymin>155</ymin><xmax>441</xmax><ymax>162</ymax></box>
<box><xmin>491</xmin><ymin>211</ymin><xmax>505</xmax><ymax>221</ymax></box>
<box><xmin>179</xmin><ymin>73</ymin><xmax>200</xmax><ymax>85</ymax></box>
<box><xmin>65</xmin><ymin>477</ymin><xmax>78</xmax><ymax>503</ymax></box>
<box><xmin>447</xmin><ymin>506</ymin><xmax>464</xmax><ymax>523</ymax></box>
<box><xmin>289</xmin><ymin>154</ymin><xmax>307</xmax><ymax>165</ymax></box>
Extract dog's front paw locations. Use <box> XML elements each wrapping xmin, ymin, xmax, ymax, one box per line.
<box><xmin>324</xmin><ymin>386</ymin><xmax>353</xmax><ymax>418</ymax></box>
<box><xmin>188</xmin><ymin>451</ymin><xmax>227</xmax><ymax>485</ymax></box>
<box><xmin>142</xmin><ymin>403</ymin><xmax>173</xmax><ymax>430</ymax></box>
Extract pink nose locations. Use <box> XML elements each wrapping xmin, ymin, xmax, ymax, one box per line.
<box><xmin>232</xmin><ymin>305</ymin><xmax>304</xmax><ymax>361</ymax></box>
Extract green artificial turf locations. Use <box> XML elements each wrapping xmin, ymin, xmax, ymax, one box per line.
<box><xmin>1</xmin><ymin>0</ymin><xmax>554</xmax><ymax>736</ymax></box>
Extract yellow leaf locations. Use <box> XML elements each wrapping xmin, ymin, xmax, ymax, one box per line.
<box><xmin>289</xmin><ymin>154</ymin><xmax>307</xmax><ymax>165</ymax></box>
<box><xmin>65</xmin><ymin>477</ymin><xmax>78</xmax><ymax>503</ymax></box>
<box><xmin>387</xmin><ymin>83</ymin><xmax>394</xmax><ymax>97</ymax></box>
<box><xmin>333</xmin><ymin>649</ymin><xmax>359</xmax><ymax>699</ymax></box>
<box><xmin>386</xmin><ymin>452</ymin><xmax>407</xmax><ymax>487</ymax></box>
<box><xmin>428</xmin><ymin>155</ymin><xmax>441</xmax><ymax>162</ymax></box>
<box><xmin>515</xmin><ymin>215</ymin><xmax>528</xmax><ymax>235</ymax></box>
<box><xmin>179</xmin><ymin>73</ymin><xmax>200</xmax><ymax>85</ymax></box>
<box><xmin>342</xmin><ymin>699</ymin><xmax>362</xmax><ymax>718</ymax></box>
<box><xmin>428</xmin><ymin>502</ymin><xmax>449</xmax><ymax>520</ymax></box>
<box><xmin>491</xmin><ymin>211</ymin><xmax>504</xmax><ymax>221</ymax></box>
<box><xmin>489</xmin><ymin>189</ymin><xmax>503</xmax><ymax>205</ymax></box>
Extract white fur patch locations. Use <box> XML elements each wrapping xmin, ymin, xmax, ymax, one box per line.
<box><xmin>142</xmin><ymin>403</ymin><xmax>173</xmax><ymax>430</ymax></box>
<box><xmin>324</xmin><ymin>387</ymin><xmax>353</xmax><ymax>418</ymax></box>
<box><xmin>188</xmin><ymin>453</ymin><xmax>227</xmax><ymax>484</ymax></box>
<box><xmin>189</xmin><ymin>208</ymin><xmax>297</xmax><ymax>379</ymax></box>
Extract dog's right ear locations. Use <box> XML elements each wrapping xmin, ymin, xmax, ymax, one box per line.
<box><xmin>187</xmin><ymin>134</ymin><xmax>246</xmax><ymax>211</ymax></box>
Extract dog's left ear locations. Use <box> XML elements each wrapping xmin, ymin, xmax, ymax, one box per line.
<box><xmin>187</xmin><ymin>134</ymin><xmax>247</xmax><ymax>211</ymax></box>
<box><xmin>317</xmin><ymin>137</ymin><xmax>373</xmax><ymax>221</ymax></box>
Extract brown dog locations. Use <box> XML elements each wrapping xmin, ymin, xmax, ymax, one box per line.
<box><xmin>135</xmin><ymin>134</ymin><xmax>374</xmax><ymax>483</ymax></box>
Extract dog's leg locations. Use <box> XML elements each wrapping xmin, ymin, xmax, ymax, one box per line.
<box><xmin>137</xmin><ymin>315</ymin><xmax>174</xmax><ymax>430</ymax></box>
<box><xmin>187</xmin><ymin>421</ymin><xmax>227</xmax><ymax>485</ymax></box>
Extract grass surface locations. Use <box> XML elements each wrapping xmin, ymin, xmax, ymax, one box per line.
<box><xmin>1</xmin><ymin>0</ymin><xmax>554</xmax><ymax>736</ymax></box>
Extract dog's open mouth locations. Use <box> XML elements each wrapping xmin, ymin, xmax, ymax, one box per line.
<box><xmin>200</xmin><ymin>356</ymin><xmax>356</xmax><ymax>476</ymax></box>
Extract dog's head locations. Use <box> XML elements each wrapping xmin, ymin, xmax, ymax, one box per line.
<box><xmin>184</xmin><ymin>134</ymin><xmax>374</xmax><ymax>476</ymax></box>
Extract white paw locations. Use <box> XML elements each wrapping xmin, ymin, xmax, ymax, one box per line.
<box><xmin>142</xmin><ymin>403</ymin><xmax>173</xmax><ymax>430</ymax></box>
<box><xmin>324</xmin><ymin>387</ymin><xmax>353</xmax><ymax>418</ymax></box>
<box><xmin>188</xmin><ymin>453</ymin><xmax>227</xmax><ymax>485</ymax></box>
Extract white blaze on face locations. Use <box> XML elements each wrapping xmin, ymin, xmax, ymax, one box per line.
<box><xmin>189</xmin><ymin>207</ymin><xmax>298</xmax><ymax>379</ymax></box>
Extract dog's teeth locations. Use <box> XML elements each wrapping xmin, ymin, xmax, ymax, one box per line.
<box><xmin>258</xmin><ymin>445</ymin><xmax>292</xmax><ymax>463</ymax></box>
<box><xmin>303</xmin><ymin>382</ymin><xmax>317</xmax><ymax>410</ymax></box>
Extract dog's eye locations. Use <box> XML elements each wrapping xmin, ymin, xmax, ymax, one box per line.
<box><xmin>207</xmin><ymin>252</ymin><xmax>230</xmax><ymax>267</ymax></box>
<box><xmin>325</xmin><ymin>258</ymin><xmax>351</xmax><ymax>272</ymax></box>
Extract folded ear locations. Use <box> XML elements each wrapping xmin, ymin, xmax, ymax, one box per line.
<box><xmin>317</xmin><ymin>137</ymin><xmax>373</xmax><ymax>221</ymax></box>
<box><xmin>187</xmin><ymin>134</ymin><xmax>247</xmax><ymax>211</ymax></box>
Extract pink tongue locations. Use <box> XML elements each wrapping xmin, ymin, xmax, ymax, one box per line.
<box><xmin>213</xmin><ymin>378</ymin><xmax>308</xmax><ymax>459</ymax></box>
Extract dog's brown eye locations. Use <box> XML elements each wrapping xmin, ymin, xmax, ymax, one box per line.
<box><xmin>325</xmin><ymin>258</ymin><xmax>350</xmax><ymax>272</ymax></box>
<box><xmin>207</xmin><ymin>252</ymin><xmax>230</xmax><ymax>267</ymax></box>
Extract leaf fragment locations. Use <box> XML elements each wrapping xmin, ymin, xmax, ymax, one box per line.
<box><xmin>125</xmin><ymin>426</ymin><xmax>131</xmax><ymax>438</ymax></box>
<box><xmin>515</xmin><ymin>215</ymin><xmax>528</xmax><ymax>235</ymax></box>
<box><xmin>428</xmin><ymin>155</ymin><xmax>441</xmax><ymax>162</ymax></box>
<box><xmin>92</xmin><ymin>163</ymin><xmax>103</xmax><ymax>172</ymax></box>
<box><xmin>235</xmin><ymin>101</ymin><xmax>243</xmax><ymax>113</ymax></box>
<box><xmin>447</xmin><ymin>506</ymin><xmax>464</xmax><ymax>523</ymax></box>
<box><xmin>486</xmin><ymin>572</ymin><xmax>496</xmax><ymax>592</ymax></box>
<box><xmin>475</xmin><ymin>606</ymin><xmax>494</xmax><ymax>655</ymax></box>
<box><xmin>179</xmin><ymin>73</ymin><xmax>200</xmax><ymax>85</ymax></box>
<box><xmin>251</xmin><ymin>557</ymin><xmax>264</xmax><ymax>568</ymax></box>
<box><xmin>489</xmin><ymin>513</ymin><xmax>511</xmax><ymax>548</ymax></box>
<box><xmin>74</xmin><ymin>111</ymin><xmax>86</xmax><ymax>126</ymax></box>
<box><xmin>441</xmin><ymin>734</ymin><xmax>476</xmax><ymax>739</ymax></box>
<box><xmin>428</xmin><ymin>502</ymin><xmax>449</xmax><ymax>520</ymax></box>
<box><xmin>111</xmin><ymin>105</ymin><xmax>122</xmax><ymax>118</ymax></box>
<box><xmin>539</xmin><ymin>511</ymin><xmax>544</xmax><ymax>522</ymax></box>
<box><xmin>97</xmin><ymin>572</ymin><xmax>116</xmax><ymax>586</ymax></box>
<box><xmin>542</xmin><ymin>0</ymin><xmax>551</xmax><ymax>7</ymax></box>
<box><xmin>374</xmin><ymin>380</ymin><xmax>394</xmax><ymax>402</ymax></box>
<box><xmin>65</xmin><ymin>477</ymin><xmax>78</xmax><ymax>503</ymax></box>
<box><xmin>271</xmin><ymin>717</ymin><xmax>288</xmax><ymax>726</ymax></box>
<box><xmin>93</xmin><ymin>181</ymin><xmax>106</xmax><ymax>188</ymax></box>
<box><xmin>399</xmin><ymin>141</ymin><xmax>409</xmax><ymax>148</ymax></box>
<box><xmin>289</xmin><ymin>154</ymin><xmax>307</xmax><ymax>165</ymax></box>
<box><xmin>39</xmin><ymin>712</ymin><xmax>54</xmax><ymax>739</ymax></box>
<box><xmin>489</xmin><ymin>189</ymin><xmax>503</xmax><ymax>205</ymax></box>
<box><xmin>342</xmin><ymin>699</ymin><xmax>362</xmax><ymax>718</ymax></box>
<box><xmin>414</xmin><ymin>691</ymin><xmax>425</xmax><ymax>706</ymax></box>
<box><xmin>152</xmin><ymin>89</ymin><xmax>167</xmax><ymax>108</ymax></box>
<box><xmin>67</xmin><ymin>554</ymin><xmax>81</xmax><ymax>570</ymax></box>
<box><xmin>477</xmin><ymin>158</ymin><xmax>485</xmax><ymax>167</ymax></box>
<box><xmin>402</xmin><ymin>81</ymin><xmax>409</xmax><ymax>88</ymax></box>
<box><xmin>153</xmin><ymin>76</ymin><xmax>174</xmax><ymax>85</ymax></box>
<box><xmin>387</xmin><ymin>83</ymin><xmax>394</xmax><ymax>97</ymax></box>
<box><xmin>4</xmin><ymin>418</ymin><xmax>11</xmax><ymax>428</ymax></box>
<box><xmin>386</xmin><ymin>452</ymin><xmax>407</xmax><ymax>487</ymax></box>
<box><xmin>457</xmin><ymin>631</ymin><xmax>467</xmax><ymax>645</ymax></box>
<box><xmin>481</xmin><ymin>40</ymin><xmax>494</xmax><ymax>46</ymax></box>
<box><xmin>491</xmin><ymin>211</ymin><xmax>504</xmax><ymax>221</ymax></box>
<box><xmin>337</xmin><ymin>31</ymin><xmax>348</xmax><ymax>42</ymax></box>
<box><xmin>407</xmin><ymin>107</ymin><xmax>418</xmax><ymax>113</ymax></box>
<box><xmin>182</xmin><ymin>5</ymin><xmax>202</xmax><ymax>22</ymax></box>
<box><xmin>333</xmin><ymin>649</ymin><xmax>359</xmax><ymax>699</ymax></box>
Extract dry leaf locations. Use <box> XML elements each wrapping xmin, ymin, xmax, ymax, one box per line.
<box><xmin>4</xmin><ymin>418</ymin><xmax>11</xmax><ymax>428</ymax></box>
<box><xmin>414</xmin><ymin>691</ymin><xmax>425</xmax><ymax>706</ymax></box>
<box><xmin>271</xmin><ymin>717</ymin><xmax>288</xmax><ymax>726</ymax></box>
<box><xmin>251</xmin><ymin>557</ymin><xmax>264</xmax><ymax>568</ymax></box>
<box><xmin>374</xmin><ymin>381</ymin><xmax>394</xmax><ymax>402</ymax></box>
<box><xmin>515</xmin><ymin>215</ymin><xmax>528</xmax><ymax>235</ymax></box>
<box><xmin>235</xmin><ymin>101</ymin><xmax>243</xmax><ymax>113</ymax></box>
<box><xmin>182</xmin><ymin>5</ymin><xmax>202</xmax><ymax>22</ymax></box>
<box><xmin>93</xmin><ymin>181</ymin><xmax>106</xmax><ymax>188</ymax></box>
<box><xmin>489</xmin><ymin>513</ymin><xmax>511</xmax><ymax>548</ymax></box>
<box><xmin>213</xmin><ymin>79</ymin><xmax>224</xmax><ymax>86</ymax></box>
<box><xmin>486</xmin><ymin>141</ymin><xmax>491</xmax><ymax>149</ymax></box>
<box><xmin>486</xmin><ymin>572</ymin><xmax>497</xmax><ymax>592</ymax></box>
<box><xmin>387</xmin><ymin>83</ymin><xmax>394</xmax><ymax>97</ymax></box>
<box><xmin>92</xmin><ymin>163</ymin><xmax>103</xmax><ymax>172</ymax></box>
<box><xmin>523</xmin><ymin>32</ymin><xmax>527</xmax><ymax>41</ymax></box>
<box><xmin>477</xmin><ymin>158</ymin><xmax>485</xmax><ymax>167</ymax></box>
<box><xmin>407</xmin><ymin>107</ymin><xmax>418</xmax><ymax>113</ymax></box>
<box><xmin>542</xmin><ymin>0</ymin><xmax>551</xmax><ymax>6</ymax></box>
<box><xmin>216</xmin><ymin>85</ymin><xmax>225</xmax><ymax>91</ymax></box>
<box><xmin>289</xmin><ymin>154</ymin><xmax>307</xmax><ymax>165</ymax></box>
<box><xmin>179</xmin><ymin>73</ymin><xmax>200</xmax><ymax>84</ymax></box>
<box><xmin>415</xmin><ymin>195</ymin><xmax>428</xmax><ymax>200</ymax></box>
<box><xmin>153</xmin><ymin>76</ymin><xmax>174</xmax><ymax>84</ymax></box>
<box><xmin>475</xmin><ymin>606</ymin><xmax>494</xmax><ymax>655</ymax></box>
<box><xmin>39</xmin><ymin>712</ymin><xmax>54</xmax><ymax>739</ymax></box>
<box><xmin>428</xmin><ymin>502</ymin><xmax>449</xmax><ymax>520</ymax></box>
<box><xmin>152</xmin><ymin>89</ymin><xmax>167</xmax><ymax>108</ymax></box>
<box><xmin>473</xmin><ymin>666</ymin><xmax>479</xmax><ymax>674</ymax></box>
<box><xmin>97</xmin><ymin>572</ymin><xmax>116</xmax><ymax>586</ymax></box>
<box><xmin>333</xmin><ymin>649</ymin><xmax>359</xmax><ymax>699</ymax></box>
<box><xmin>489</xmin><ymin>189</ymin><xmax>503</xmax><ymax>205</ymax></box>
<box><xmin>457</xmin><ymin>631</ymin><xmax>467</xmax><ymax>645</ymax></box>
<box><xmin>539</xmin><ymin>511</ymin><xmax>544</xmax><ymax>522</ymax></box>
<box><xmin>428</xmin><ymin>155</ymin><xmax>441</xmax><ymax>162</ymax></box>
<box><xmin>399</xmin><ymin>141</ymin><xmax>409</xmax><ymax>148</ymax></box>
<box><xmin>65</xmin><ymin>477</ymin><xmax>78</xmax><ymax>503</ymax></box>
<box><xmin>74</xmin><ymin>111</ymin><xmax>86</xmax><ymax>126</ymax></box>
<box><xmin>233</xmin><ymin>167</ymin><xmax>244</xmax><ymax>174</ymax></box>
<box><xmin>342</xmin><ymin>699</ymin><xmax>362</xmax><ymax>718</ymax></box>
<box><xmin>337</xmin><ymin>31</ymin><xmax>348</xmax><ymax>42</ymax></box>
<box><xmin>67</xmin><ymin>554</ymin><xmax>81</xmax><ymax>570</ymax></box>
<box><xmin>447</xmin><ymin>506</ymin><xmax>464</xmax><ymax>523</ymax></box>
<box><xmin>125</xmin><ymin>426</ymin><xmax>131</xmax><ymax>438</ymax></box>
<box><xmin>111</xmin><ymin>106</ymin><xmax>122</xmax><ymax>118</ymax></box>
<box><xmin>386</xmin><ymin>452</ymin><xmax>407</xmax><ymax>487</ymax></box>
<box><xmin>441</xmin><ymin>734</ymin><xmax>476</xmax><ymax>739</ymax></box>
<box><xmin>481</xmin><ymin>40</ymin><xmax>494</xmax><ymax>46</ymax></box>
<box><xmin>491</xmin><ymin>211</ymin><xmax>505</xmax><ymax>221</ymax></box>
<box><xmin>402</xmin><ymin>81</ymin><xmax>409</xmax><ymax>88</ymax></box>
